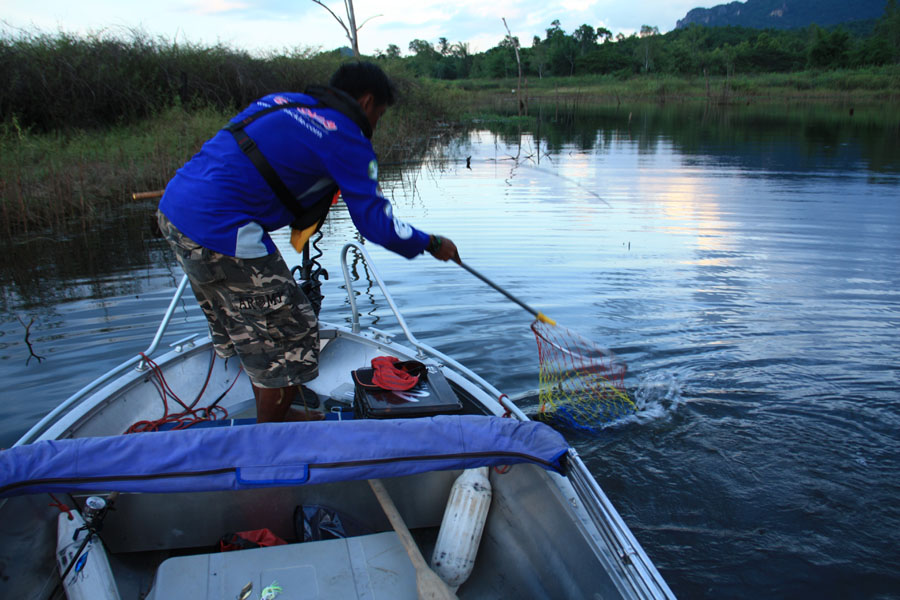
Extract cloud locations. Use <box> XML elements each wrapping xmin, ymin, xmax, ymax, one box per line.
<box><xmin>560</xmin><ymin>0</ymin><xmax>601</xmax><ymax>12</ymax></box>
<box><xmin>376</xmin><ymin>3</ymin><xmax>453</xmax><ymax>26</ymax></box>
<box><xmin>188</xmin><ymin>0</ymin><xmax>251</xmax><ymax>16</ymax></box>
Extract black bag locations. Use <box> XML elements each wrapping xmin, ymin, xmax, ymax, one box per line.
<box><xmin>352</xmin><ymin>363</ymin><xmax>463</xmax><ymax>419</ymax></box>
<box><xmin>295</xmin><ymin>505</ymin><xmax>372</xmax><ymax>542</ymax></box>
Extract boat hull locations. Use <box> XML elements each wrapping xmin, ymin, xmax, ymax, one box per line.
<box><xmin>2</xmin><ymin>285</ymin><xmax>673</xmax><ymax>600</ymax></box>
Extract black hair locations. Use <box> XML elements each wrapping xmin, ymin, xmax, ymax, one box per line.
<box><xmin>329</xmin><ymin>61</ymin><xmax>397</xmax><ymax>107</ymax></box>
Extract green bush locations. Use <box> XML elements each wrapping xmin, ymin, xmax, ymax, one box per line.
<box><xmin>1</xmin><ymin>28</ymin><xmax>355</xmax><ymax>132</ymax></box>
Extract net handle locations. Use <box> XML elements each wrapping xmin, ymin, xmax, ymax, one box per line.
<box><xmin>457</xmin><ymin>261</ymin><xmax>556</xmax><ymax>325</ymax></box>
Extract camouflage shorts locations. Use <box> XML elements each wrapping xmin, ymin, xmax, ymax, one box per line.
<box><xmin>158</xmin><ymin>211</ymin><xmax>318</xmax><ymax>389</ymax></box>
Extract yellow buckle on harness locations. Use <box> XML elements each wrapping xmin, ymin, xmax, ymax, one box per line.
<box><xmin>290</xmin><ymin>223</ymin><xmax>318</xmax><ymax>253</ymax></box>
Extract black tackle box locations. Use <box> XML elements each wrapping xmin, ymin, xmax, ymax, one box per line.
<box><xmin>352</xmin><ymin>364</ymin><xmax>463</xmax><ymax>419</ymax></box>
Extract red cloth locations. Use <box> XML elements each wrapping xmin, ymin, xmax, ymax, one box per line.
<box><xmin>219</xmin><ymin>528</ymin><xmax>287</xmax><ymax>552</ymax></box>
<box><xmin>371</xmin><ymin>356</ymin><xmax>420</xmax><ymax>391</ymax></box>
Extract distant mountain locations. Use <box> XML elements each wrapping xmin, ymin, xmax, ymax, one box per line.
<box><xmin>676</xmin><ymin>0</ymin><xmax>887</xmax><ymax>30</ymax></box>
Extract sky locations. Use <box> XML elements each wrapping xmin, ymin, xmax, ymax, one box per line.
<box><xmin>1</xmin><ymin>0</ymin><xmax>712</xmax><ymax>56</ymax></box>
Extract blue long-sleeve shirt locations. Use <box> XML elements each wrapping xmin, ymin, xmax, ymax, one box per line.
<box><xmin>159</xmin><ymin>92</ymin><xmax>430</xmax><ymax>259</ymax></box>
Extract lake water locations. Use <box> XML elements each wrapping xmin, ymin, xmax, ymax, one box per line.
<box><xmin>1</xmin><ymin>102</ymin><xmax>899</xmax><ymax>598</ymax></box>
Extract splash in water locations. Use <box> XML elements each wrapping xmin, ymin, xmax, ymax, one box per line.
<box><xmin>629</xmin><ymin>371</ymin><xmax>685</xmax><ymax>421</ymax></box>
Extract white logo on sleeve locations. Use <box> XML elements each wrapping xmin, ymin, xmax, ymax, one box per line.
<box><xmin>382</xmin><ymin>201</ymin><xmax>413</xmax><ymax>239</ymax></box>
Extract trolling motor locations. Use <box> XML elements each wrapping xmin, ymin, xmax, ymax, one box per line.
<box><xmin>291</xmin><ymin>231</ymin><xmax>328</xmax><ymax>316</ymax></box>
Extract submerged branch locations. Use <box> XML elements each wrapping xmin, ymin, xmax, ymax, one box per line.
<box><xmin>17</xmin><ymin>316</ymin><xmax>45</xmax><ymax>365</ymax></box>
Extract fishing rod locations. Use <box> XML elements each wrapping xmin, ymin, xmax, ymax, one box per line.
<box><xmin>456</xmin><ymin>261</ymin><xmax>556</xmax><ymax>326</ymax></box>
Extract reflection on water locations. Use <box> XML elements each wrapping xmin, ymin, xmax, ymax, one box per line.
<box><xmin>0</xmin><ymin>201</ymin><xmax>175</xmax><ymax>312</ymax></box>
<box><xmin>1</xmin><ymin>102</ymin><xmax>899</xmax><ymax>598</ymax></box>
<box><xmin>487</xmin><ymin>101</ymin><xmax>900</xmax><ymax>176</ymax></box>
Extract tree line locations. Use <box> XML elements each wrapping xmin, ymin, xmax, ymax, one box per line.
<box><xmin>380</xmin><ymin>0</ymin><xmax>900</xmax><ymax>80</ymax></box>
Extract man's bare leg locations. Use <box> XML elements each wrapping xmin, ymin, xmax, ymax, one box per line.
<box><xmin>253</xmin><ymin>385</ymin><xmax>323</xmax><ymax>422</ymax></box>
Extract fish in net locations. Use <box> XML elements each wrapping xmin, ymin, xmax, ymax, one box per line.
<box><xmin>531</xmin><ymin>320</ymin><xmax>636</xmax><ymax>432</ymax></box>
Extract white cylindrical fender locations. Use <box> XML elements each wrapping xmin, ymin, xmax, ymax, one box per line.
<box><xmin>57</xmin><ymin>507</ymin><xmax>122</xmax><ymax>600</ymax></box>
<box><xmin>430</xmin><ymin>467</ymin><xmax>493</xmax><ymax>590</ymax></box>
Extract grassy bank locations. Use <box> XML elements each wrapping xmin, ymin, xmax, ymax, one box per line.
<box><xmin>0</xmin><ymin>81</ymin><xmax>463</xmax><ymax>235</ymax></box>
<box><xmin>449</xmin><ymin>65</ymin><xmax>900</xmax><ymax>109</ymax></box>
<box><xmin>1</xmin><ymin>105</ymin><xmax>225</xmax><ymax>235</ymax></box>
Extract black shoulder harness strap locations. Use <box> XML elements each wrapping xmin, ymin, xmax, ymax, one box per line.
<box><xmin>224</xmin><ymin>86</ymin><xmax>372</xmax><ymax>231</ymax></box>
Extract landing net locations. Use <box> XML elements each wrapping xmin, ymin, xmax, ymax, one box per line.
<box><xmin>531</xmin><ymin>320</ymin><xmax>636</xmax><ymax>432</ymax></box>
